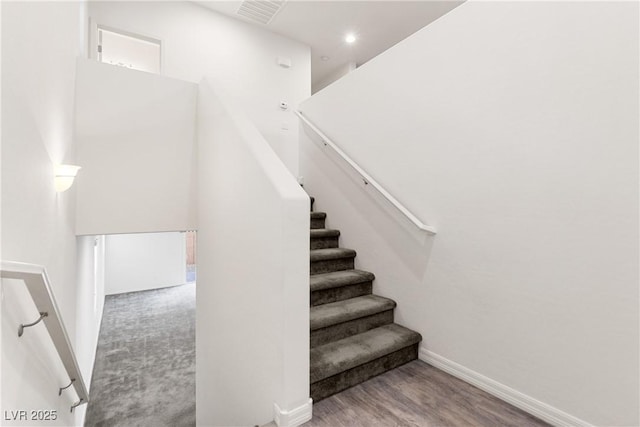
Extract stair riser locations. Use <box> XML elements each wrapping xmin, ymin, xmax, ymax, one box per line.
<box><xmin>310</xmin><ymin>236</ymin><xmax>339</xmax><ymax>250</ymax></box>
<box><xmin>311</xmin><ymin>282</ymin><xmax>373</xmax><ymax>306</ymax></box>
<box><xmin>310</xmin><ymin>344</ymin><xmax>419</xmax><ymax>402</ymax></box>
<box><xmin>311</xmin><ymin>310</ymin><xmax>394</xmax><ymax>348</ymax></box>
<box><xmin>311</xmin><ymin>258</ymin><xmax>354</xmax><ymax>275</ymax></box>
<box><xmin>310</xmin><ymin>218</ymin><xmax>326</xmax><ymax>229</ymax></box>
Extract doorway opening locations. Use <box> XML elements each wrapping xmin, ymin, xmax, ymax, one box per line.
<box><xmin>84</xmin><ymin>231</ymin><xmax>196</xmax><ymax>425</ymax></box>
<box><xmin>186</xmin><ymin>230</ymin><xmax>197</xmax><ymax>283</ymax></box>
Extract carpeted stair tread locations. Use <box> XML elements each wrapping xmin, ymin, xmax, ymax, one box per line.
<box><xmin>310</xmin><ymin>248</ymin><xmax>356</xmax><ymax>262</ymax></box>
<box><xmin>310</xmin><ymin>228</ymin><xmax>341</xmax><ymax>250</ymax></box>
<box><xmin>310</xmin><ymin>211</ymin><xmax>327</xmax><ymax>229</ymax></box>
<box><xmin>307</xmin><ymin>196</ymin><xmax>422</xmax><ymax>399</ymax></box>
<box><xmin>310</xmin><ymin>269</ymin><xmax>375</xmax><ymax>292</ymax></box>
<box><xmin>310</xmin><ymin>323</ymin><xmax>422</xmax><ymax>383</ymax></box>
<box><xmin>310</xmin><ymin>229</ymin><xmax>340</xmax><ymax>238</ymax></box>
<box><xmin>310</xmin><ymin>295</ymin><xmax>396</xmax><ymax>331</ymax></box>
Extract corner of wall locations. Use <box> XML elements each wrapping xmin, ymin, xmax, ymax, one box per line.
<box><xmin>273</xmin><ymin>399</ymin><xmax>313</xmax><ymax>427</ymax></box>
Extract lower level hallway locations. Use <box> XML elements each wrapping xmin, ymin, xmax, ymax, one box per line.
<box><xmin>85</xmin><ymin>284</ymin><xmax>195</xmax><ymax>427</ymax></box>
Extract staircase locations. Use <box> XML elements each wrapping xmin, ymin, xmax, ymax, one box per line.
<box><xmin>308</xmin><ymin>196</ymin><xmax>422</xmax><ymax>401</ymax></box>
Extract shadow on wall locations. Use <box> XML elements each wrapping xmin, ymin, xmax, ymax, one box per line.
<box><xmin>301</xmin><ymin>124</ymin><xmax>435</xmax><ymax>282</ymax></box>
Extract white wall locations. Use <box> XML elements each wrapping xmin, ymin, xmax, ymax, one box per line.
<box><xmin>197</xmin><ymin>80</ymin><xmax>310</xmax><ymax>426</ymax></box>
<box><xmin>299</xmin><ymin>1</ymin><xmax>639</xmax><ymax>426</ymax></box>
<box><xmin>312</xmin><ymin>61</ymin><xmax>356</xmax><ymax>94</ymax></box>
<box><xmin>104</xmin><ymin>232</ymin><xmax>186</xmax><ymax>295</ymax></box>
<box><xmin>74</xmin><ymin>235</ymin><xmax>106</xmax><ymax>422</ymax></box>
<box><xmin>88</xmin><ymin>1</ymin><xmax>311</xmax><ymax>176</ymax></box>
<box><xmin>1</xmin><ymin>2</ymin><xmax>88</xmax><ymax>425</ymax></box>
<box><xmin>75</xmin><ymin>59</ymin><xmax>197</xmax><ymax>236</ymax></box>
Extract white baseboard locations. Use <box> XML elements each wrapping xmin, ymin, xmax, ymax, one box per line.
<box><xmin>273</xmin><ymin>398</ymin><xmax>312</xmax><ymax>427</ymax></box>
<box><xmin>419</xmin><ymin>347</ymin><xmax>592</xmax><ymax>427</ymax></box>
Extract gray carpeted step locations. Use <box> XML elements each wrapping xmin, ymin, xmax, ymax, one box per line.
<box><xmin>306</xmin><ymin>196</ymin><xmax>422</xmax><ymax>403</ymax></box>
<box><xmin>310</xmin><ymin>324</ymin><xmax>422</xmax><ymax>400</ymax></box>
<box><xmin>311</xmin><ymin>212</ymin><xmax>326</xmax><ymax>229</ymax></box>
<box><xmin>310</xmin><ymin>269</ymin><xmax>375</xmax><ymax>306</ymax></box>
<box><xmin>310</xmin><ymin>295</ymin><xmax>395</xmax><ymax>347</ymax></box>
<box><xmin>311</xmin><ymin>344</ymin><xmax>419</xmax><ymax>402</ymax></box>
<box><xmin>310</xmin><ymin>248</ymin><xmax>356</xmax><ymax>275</ymax></box>
<box><xmin>310</xmin><ymin>228</ymin><xmax>340</xmax><ymax>250</ymax></box>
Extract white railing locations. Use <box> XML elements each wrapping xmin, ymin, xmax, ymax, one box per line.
<box><xmin>1</xmin><ymin>261</ymin><xmax>89</xmax><ymax>412</ymax></box>
<box><xmin>296</xmin><ymin>111</ymin><xmax>437</xmax><ymax>235</ymax></box>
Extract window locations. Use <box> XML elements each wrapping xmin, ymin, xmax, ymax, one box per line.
<box><xmin>98</xmin><ymin>27</ymin><xmax>161</xmax><ymax>74</ymax></box>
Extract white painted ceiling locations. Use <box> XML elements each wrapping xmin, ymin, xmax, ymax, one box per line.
<box><xmin>195</xmin><ymin>1</ymin><xmax>464</xmax><ymax>90</ymax></box>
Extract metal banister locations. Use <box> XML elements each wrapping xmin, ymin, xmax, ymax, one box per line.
<box><xmin>295</xmin><ymin>110</ymin><xmax>437</xmax><ymax>234</ymax></box>
<box><xmin>1</xmin><ymin>261</ymin><xmax>89</xmax><ymax>411</ymax></box>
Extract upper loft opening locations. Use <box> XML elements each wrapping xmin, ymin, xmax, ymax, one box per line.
<box><xmin>97</xmin><ymin>26</ymin><xmax>162</xmax><ymax>74</ymax></box>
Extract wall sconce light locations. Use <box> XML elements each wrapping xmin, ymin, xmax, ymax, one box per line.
<box><xmin>55</xmin><ymin>164</ymin><xmax>81</xmax><ymax>192</ymax></box>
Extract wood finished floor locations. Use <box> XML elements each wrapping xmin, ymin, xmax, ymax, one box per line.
<box><xmin>302</xmin><ymin>360</ymin><xmax>550</xmax><ymax>427</ymax></box>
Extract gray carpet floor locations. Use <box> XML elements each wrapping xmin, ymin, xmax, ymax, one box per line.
<box><xmin>85</xmin><ymin>284</ymin><xmax>195</xmax><ymax>427</ymax></box>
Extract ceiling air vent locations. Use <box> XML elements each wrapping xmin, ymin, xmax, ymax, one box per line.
<box><xmin>236</xmin><ymin>0</ymin><xmax>286</xmax><ymax>25</ymax></box>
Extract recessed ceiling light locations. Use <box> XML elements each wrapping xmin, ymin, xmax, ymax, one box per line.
<box><xmin>321</xmin><ymin>56</ymin><xmax>330</xmax><ymax>61</ymax></box>
<box><xmin>345</xmin><ymin>33</ymin><xmax>356</xmax><ymax>44</ymax></box>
